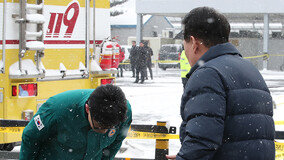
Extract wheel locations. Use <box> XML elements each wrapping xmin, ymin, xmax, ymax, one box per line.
<box><xmin>2</xmin><ymin>143</ymin><xmax>15</xmax><ymax>151</ymax></box>
<box><xmin>0</xmin><ymin>144</ymin><xmax>4</xmax><ymax>150</ymax></box>
<box><xmin>280</xmin><ymin>64</ymin><xmax>284</xmax><ymax>71</ymax></box>
<box><xmin>273</xmin><ymin>100</ymin><xmax>277</xmax><ymax>109</ymax></box>
<box><xmin>126</xmin><ymin>64</ymin><xmax>131</xmax><ymax>71</ymax></box>
<box><xmin>162</xmin><ymin>67</ymin><xmax>167</xmax><ymax>70</ymax></box>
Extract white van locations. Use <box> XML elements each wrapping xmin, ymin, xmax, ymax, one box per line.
<box><xmin>120</xmin><ymin>45</ymin><xmax>132</xmax><ymax>70</ymax></box>
<box><xmin>121</xmin><ymin>45</ymin><xmax>132</xmax><ymax>62</ymax></box>
<box><xmin>158</xmin><ymin>44</ymin><xmax>183</xmax><ymax>70</ymax></box>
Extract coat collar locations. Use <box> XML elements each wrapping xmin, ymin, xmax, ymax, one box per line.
<box><xmin>78</xmin><ymin>97</ymin><xmax>92</xmax><ymax>129</ymax></box>
<box><xmin>186</xmin><ymin>42</ymin><xmax>242</xmax><ymax>78</ymax></box>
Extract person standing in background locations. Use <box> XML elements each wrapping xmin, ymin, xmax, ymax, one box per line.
<box><xmin>129</xmin><ymin>41</ymin><xmax>138</xmax><ymax>78</ymax></box>
<box><xmin>145</xmin><ymin>41</ymin><xmax>153</xmax><ymax>80</ymax></box>
<box><xmin>180</xmin><ymin>50</ymin><xmax>191</xmax><ymax>89</ymax></box>
<box><xmin>117</xmin><ymin>47</ymin><xmax>125</xmax><ymax>77</ymax></box>
<box><xmin>134</xmin><ymin>41</ymin><xmax>148</xmax><ymax>84</ymax></box>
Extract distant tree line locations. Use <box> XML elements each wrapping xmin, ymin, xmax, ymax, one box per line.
<box><xmin>110</xmin><ymin>11</ymin><xmax>124</xmax><ymax>16</ymax></box>
<box><xmin>110</xmin><ymin>0</ymin><xmax>128</xmax><ymax>17</ymax></box>
<box><xmin>110</xmin><ymin>0</ymin><xmax>128</xmax><ymax>7</ymax></box>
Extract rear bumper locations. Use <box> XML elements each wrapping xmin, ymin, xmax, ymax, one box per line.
<box><xmin>158</xmin><ymin>63</ymin><xmax>179</xmax><ymax>69</ymax></box>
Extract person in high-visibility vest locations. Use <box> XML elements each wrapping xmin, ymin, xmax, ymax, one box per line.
<box><xmin>180</xmin><ymin>50</ymin><xmax>191</xmax><ymax>89</ymax></box>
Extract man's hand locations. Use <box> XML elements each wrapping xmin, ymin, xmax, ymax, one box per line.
<box><xmin>166</xmin><ymin>155</ymin><xmax>176</xmax><ymax>160</ymax></box>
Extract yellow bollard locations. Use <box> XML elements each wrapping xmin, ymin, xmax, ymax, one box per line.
<box><xmin>155</xmin><ymin>121</ymin><xmax>169</xmax><ymax>160</ymax></box>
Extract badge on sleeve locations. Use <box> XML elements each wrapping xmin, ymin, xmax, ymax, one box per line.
<box><xmin>34</xmin><ymin>115</ymin><xmax>44</xmax><ymax>131</ymax></box>
<box><xmin>108</xmin><ymin>129</ymin><xmax>116</xmax><ymax>137</ymax></box>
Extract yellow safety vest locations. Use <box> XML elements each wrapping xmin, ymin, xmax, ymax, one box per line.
<box><xmin>180</xmin><ymin>50</ymin><xmax>191</xmax><ymax>78</ymax></box>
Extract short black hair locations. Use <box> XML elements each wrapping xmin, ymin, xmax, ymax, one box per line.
<box><xmin>182</xmin><ymin>7</ymin><xmax>230</xmax><ymax>48</ymax></box>
<box><xmin>88</xmin><ymin>84</ymin><xmax>127</xmax><ymax>128</ymax></box>
<box><xmin>143</xmin><ymin>41</ymin><xmax>149</xmax><ymax>46</ymax></box>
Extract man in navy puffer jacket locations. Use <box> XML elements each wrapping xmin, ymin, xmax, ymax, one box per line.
<box><xmin>167</xmin><ymin>7</ymin><xmax>275</xmax><ymax>160</ymax></box>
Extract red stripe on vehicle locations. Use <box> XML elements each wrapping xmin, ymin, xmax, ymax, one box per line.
<box><xmin>0</xmin><ymin>40</ymin><xmax>103</xmax><ymax>45</ymax></box>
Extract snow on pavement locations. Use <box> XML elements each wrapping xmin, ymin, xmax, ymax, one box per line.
<box><xmin>115</xmin><ymin>69</ymin><xmax>284</xmax><ymax>158</ymax></box>
<box><xmin>12</xmin><ymin>68</ymin><xmax>284</xmax><ymax>158</ymax></box>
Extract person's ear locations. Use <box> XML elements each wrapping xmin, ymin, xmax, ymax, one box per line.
<box><xmin>191</xmin><ymin>36</ymin><xmax>199</xmax><ymax>55</ymax></box>
<box><xmin>85</xmin><ymin>104</ymin><xmax>89</xmax><ymax>114</ymax></box>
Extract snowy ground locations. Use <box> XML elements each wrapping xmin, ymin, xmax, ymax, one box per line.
<box><xmin>115</xmin><ymin>68</ymin><xmax>284</xmax><ymax>159</ymax></box>
<box><xmin>116</xmin><ymin>68</ymin><xmax>183</xmax><ymax>158</ymax></box>
<box><xmin>12</xmin><ymin>68</ymin><xmax>284</xmax><ymax>159</ymax></box>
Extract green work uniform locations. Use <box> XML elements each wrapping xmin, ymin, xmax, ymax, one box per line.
<box><xmin>20</xmin><ymin>89</ymin><xmax>132</xmax><ymax>160</ymax></box>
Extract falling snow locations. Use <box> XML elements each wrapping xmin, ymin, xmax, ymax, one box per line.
<box><xmin>11</xmin><ymin>69</ymin><xmax>284</xmax><ymax>159</ymax></box>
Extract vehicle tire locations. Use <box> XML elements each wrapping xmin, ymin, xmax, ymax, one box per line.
<box><xmin>162</xmin><ymin>67</ymin><xmax>167</xmax><ymax>71</ymax></box>
<box><xmin>273</xmin><ymin>100</ymin><xmax>277</xmax><ymax>109</ymax></box>
<box><xmin>0</xmin><ymin>144</ymin><xmax>4</xmax><ymax>150</ymax></box>
<box><xmin>126</xmin><ymin>64</ymin><xmax>131</xmax><ymax>71</ymax></box>
<box><xmin>280</xmin><ymin>64</ymin><xmax>284</xmax><ymax>71</ymax></box>
<box><xmin>3</xmin><ymin>143</ymin><xmax>15</xmax><ymax>151</ymax></box>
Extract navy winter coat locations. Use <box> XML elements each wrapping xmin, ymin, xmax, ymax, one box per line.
<box><xmin>177</xmin><ymin>43</ymin><xmax>275</xmax><ymax>160</ymax></box>
<box><xmin>130</xmin><ymin>45</ymin><xmax>139</xmax><ymax>64</ymax></box>
<box><xmin>136</xmin><ymin>46</ymin><xmax>148</xmax><ymax>68</ymax></box>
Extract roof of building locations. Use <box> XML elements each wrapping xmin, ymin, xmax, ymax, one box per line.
<box><xmin>110</xmin><ymin>0</ymin><xmax>173</xmax><ymax>28</ymax></box>
<box><xmin>136</xmin><ymin>0</ymin><xmax>284</xmax><ymax>23</ymax></box>
<box><xmin>110</xmin><ymin>0</ymin><xmax>151</xmax><ymax>26</ymax></box>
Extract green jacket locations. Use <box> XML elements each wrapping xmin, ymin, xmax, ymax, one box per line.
<box><xmin>20</xmin><ymin>89</ymin><xmax>132</xmax><ymax>160</ymax></box>
<box><xmin>180</xmin><ymin>50</ymin><xmax>191</xmax><ymax>78</ymax></box>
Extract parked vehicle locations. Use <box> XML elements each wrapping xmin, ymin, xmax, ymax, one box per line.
<box><xmin>158</xmin><ymin>44</ymin><xmax>182</xmax><ymax>70</ymax></box>
<box><xmin>121</xmin><ymin>45</ymin><xmax>132</xmax><ymax>62</ymax></box>
<box><xmin>120</xmin><ymin>45</ymin><xmax>132</xmax><ymax>70</ymax></box>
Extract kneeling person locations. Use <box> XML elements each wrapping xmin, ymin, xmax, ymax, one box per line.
<box><xmin>20</xmin><ymin>84</ymin><xmax>132</xmax><ymax>160</ymax></box>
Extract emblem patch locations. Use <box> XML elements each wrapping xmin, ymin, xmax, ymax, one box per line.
<box><xmin>34</xmin><ymin>115</ymin><xmax>44</xmax><ymax>131</ymax></box>
<box><xmin>108</xmin><ymin>129</ymin><xmax>116</xmax><ymax>137</ymax></box>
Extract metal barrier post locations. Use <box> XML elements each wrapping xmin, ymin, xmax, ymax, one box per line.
<box><xmin>155</xmin><ymin>121</ymin><xmax>168</xmax><ymax>160</ymax></box>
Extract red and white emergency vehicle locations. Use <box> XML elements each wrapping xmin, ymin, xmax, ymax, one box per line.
<box><xmin>0</xmin><ymin>0</ymin><xmax>117</xmax><ymax>150</ymax></box>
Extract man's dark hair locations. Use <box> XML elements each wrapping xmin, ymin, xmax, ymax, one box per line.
<box><xmin>182</xmin><ymin>7</ymin><xmax>230</xmax><ymax>48</ymax></box>
<box><xmin>143</xmin><ymin>41</ymin><xmax>149</xmax><ymax>46</ymax></box>
<box><xmin>88</xmin><ymin>84</ymin><xmax>127</xmax><ymax>128</ymax></box>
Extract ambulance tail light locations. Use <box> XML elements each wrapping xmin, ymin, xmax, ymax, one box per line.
<box><xmin>101</xmin><ymin>79</ymin><xmax>114</xmax><ymax>85</ymax></box>
<box><xmin>106</xmin><ymin>44</ymin><xmax>113</xmax><ymax>48</ymax></box>
<box><xmin>19</xmin><ymin>83</ymin><xmax>38</xmax><ymax>97</ymax></box>
<box><xmin>12</xmin><ymin>86</ymin><xmax>17</xmax><ymax>96</ymax></box>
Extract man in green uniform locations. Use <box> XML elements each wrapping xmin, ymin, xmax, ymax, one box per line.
<box><xmin>20</xmin><ymin>84</ymin><xmax>132</xmax><ymax>160</ymax></box>
<box><xmin>180</xmin><ymin>50</ymin><xmax>191</xmax><ymax>89</ymax></box>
